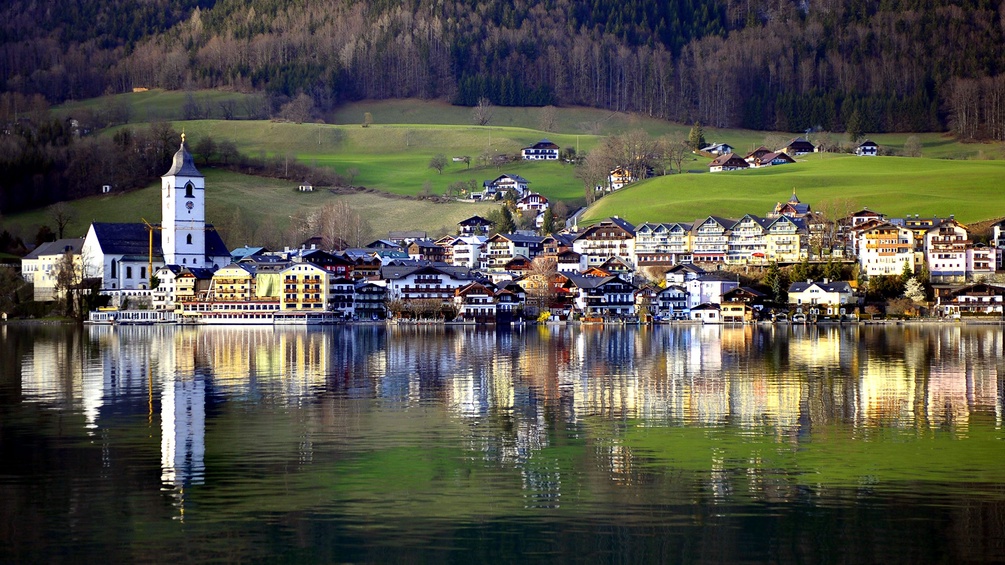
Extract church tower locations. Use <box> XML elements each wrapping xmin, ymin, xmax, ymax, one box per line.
<box><xmin>161</xmin><ymin>135</ymin><xmax>206</xmax><ymax>266</ymax></box>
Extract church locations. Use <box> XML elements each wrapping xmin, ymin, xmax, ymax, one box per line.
<box><xmin>81</xmin><ymin>135</ymin><xmax>231</xmax><ymax>302</ymax></box>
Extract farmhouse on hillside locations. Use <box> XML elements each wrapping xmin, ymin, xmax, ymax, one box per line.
<box><xmin>521</xmin><ymin>139</ymin><xmax>559</xmax><ymax>160</ymax></box>
<box><xmin>856</xmin><ymin>140</ymin><xmax>879</xmax><ymax>156</ymax></box>
<box><xmin>779</xmin><ymin>137</ymin><xmax>816</xmax><ymax>155</ymax></box>
<box><xmin>708</xmin><ymin>153</ymin><xmax>749</xmax><ymax>172</ymax></box>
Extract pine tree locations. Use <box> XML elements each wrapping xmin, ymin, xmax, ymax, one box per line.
<box><xmin>541</xmin><ymin>208</ymin><xmax>555</xmax><ymax>235</ymax></box>
<box><xmin>687</xmin><ymin>121</ymin><xmax>706</xmax><ymax>151</ymax></box>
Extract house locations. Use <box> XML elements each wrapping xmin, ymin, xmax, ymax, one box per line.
<box><xmin>634</xmin><ymin>222</ymin><xmax>693</xmax><ymax>267</ymax></box>
<box><xmin>297</xmin><ymin>183</ymin><xmax>313</xmax><ymax>192</ymax></box>
<box><xmin>655</xmin><ymin>285</ymin><xmax>688</xmax><ymax>320</ymax></box>
<box><xmin>388</xmin><ymin>230</ymin><xmax>428</xmax><ymax>243</ymax></box>
<box><xmin>521</xmin><ymin>139</ymin><xmax>559</xmax><ymax>160</ymax></box>
<box><xmin>280</xmin><ymin>262</ymin><xmax>329</xmax><ymax>311</ymax></box>
<box><xmin>924</xmin><ymin>219</ymin><xmax>995</xmax><ymax>282</ymax></box>
<box><xmin>516</xmin><ymin>192</ymin><xmax>549</xmax><ymax>214</ymax></box>
<box><xmin>788</xmin><ymin>280</ymin><xmax>855</xmax><ymax>315</ymax></box>
<box><xmin>744</xmin><ymin>146</ymin><xmax>773</xmax><ymax>163</ymax></box>
<box><xmin>856</xmin><ymin>140</ymin><xmax>879</xmax><ymax>156</ymax></box>
<box><xmin>769</xmin><ymin>191</ymin><xmax>812</xmax><ymax>219</ymax></box>
<box><xmin>172</xmin><ymin>267</ymin><xmax>214</xmax><ymax>307</ymax></box>
<box><xmin>382</xmin><ymin>264</ymin><xmax>483</xmax><ymax>306</ymax></box>
<box><xmin>937</xmin><ymin>283</ymin><xmax>1005</xmax><ymax>317</ymax></box>
<box><xmin>564</xmin><ymin>274</ymin><xmax>636</xmax><ymax>318</ymax></box>
<box><xmin>454</xmin><ymin>283</ymin><xmax>497</xmax><ymax>323</ymax></box>
<box><xmin>231</xmin><ymin>246</ymin><xmax>268</xmax><ymax>261</ymax></box>
<box><xmin>665</xmin><ymin>263</ymin><xmax>706</xmax><ymax>286</ymax></box>
<box><xmin>685</xmin><ymin>272</ymin><xmax>740</xmax><ymax>309</ymax></box>
<box><xmin>720</xmin><ymin>303</ymin><xmax>752</xmax><ymax>323</ymax></box>
<box><xmin>458</xmin><ymin>216</ymin><xmax>494</xmax><ymax>236</ymax></box>
<box><xmin>689</xmin><ymin>303</ymin><xmax>721</xmax><ymax>322</ymax></box>
<box><xmin>708</xmin><ymin>153</ymin><xmax>749</xmax><ymax>172</ymax></box>
<box><xmin>151</xmin><ymin>264</ymin><xmax>184</xmax><ymax>311</ymax></box>
<box><xmin>407</xmin><ymin>239</ymin><xmax>447</xmax><ymax>263</ymax></box>
<box><xmin>764</xmin><ymin>216</ymin><xmax>808</xmax><ymax>264</ymax></box>
<box><xmin>446</xmin><ymin>236</ymin><xmax>487</xmax><ymax>269</ymax></box>
<box><xmin>700</xmin><ymin>142</ymin><xmax>734</xmax><ymax>155</ymax></box>
<box><xmin>297</xmin><ymin>249</ymin><xmax>354</xmax><ymax>278</ymax></box>
<box><xmin>857</xmin><ymin>223</ymin><xmax>915</xmax><ymax>277</ymax></box>
<box><xmin>691</xmin><ymin>217</ymin><xmax>734</xmax><ymax>263</ymax></box>
<box><xmin>328</xmin><ymin>276</ymin><xmax>356</xmax><ymax>318</ymax></box>
<box><xmin>20</xmin><ymin>238</ymin><xmax>85</xmax><ymax>302</ymax></box>
<box><xmin>571</xmin><ymin>217</ymin><xmax>636</xmax><ymax>268</ymax></box>
<box><xmin>481</xmin><ymin>233</ymin><xmax>544</xmax><ymax>271</ymax></box>
<box><xmin>480</xmin><ymin>174</ymin><xmax>530</xmax><ymax>200</ymax></box>
<box><xmin>556</xmin><ymin>250</ymin><xmax>586</xmax><ymax>273</ymax></box>
<box><xmin>779</xmin><ymin>137</ymin><xmax>816</xmax><ymax>156</ymax></box>
<box><xmin>747</xmin><ymin>151</ymin><xmax>795</xmax><ymax>168</ymax></box>
<box><xmin>722</xmin><ymin>286</ymin><xmax>767</xmax><ymax>306</ymax></box>
<box><xmin>353</xmin><ymin>281</ymin><xmax>387</xmax><ymax>320</ymax></box>
<box><xmin>607</xmin><ymin>167</ymin><xmax>637</xmax><ymax>191</ymax></box>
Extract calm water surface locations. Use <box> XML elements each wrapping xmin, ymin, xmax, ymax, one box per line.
<box><xmin>1</xmin><ymin>323</ymin><xmax>1004</xmax><ymax>563</ymax></box>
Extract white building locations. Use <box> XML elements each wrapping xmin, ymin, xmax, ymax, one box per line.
<box><xmin>82</xmin><ymin>137</ymin><xmax>231</xmax><ymax>299</ymax></box>
<box><xmin>857</xmin><ymin>223</ymin><xmax>915</xmax><ymax>277</ymax></box>
<box><xmin>685</xmin><ymin>273</ymin><xmax>740</xmax><ymax>309</ymax></box>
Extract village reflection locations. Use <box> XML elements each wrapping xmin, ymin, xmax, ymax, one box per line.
<box><xmin>17</xmin><ymin>324</ymin><xmax>1004</xmax><ymax>511</ymax></box>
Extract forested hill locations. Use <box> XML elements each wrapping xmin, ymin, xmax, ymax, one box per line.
<box><xmin>2</xmin><ymin>0</ymin><xmax>1005</xmax><ymax>136</ymax></box>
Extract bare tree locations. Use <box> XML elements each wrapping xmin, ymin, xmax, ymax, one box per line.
<box><xmin>52</xmin><ymin>250</ymin><xmax>82</xmax><ymax>317</ymax></box>
<box><xmin>316</xmin><ymin>200</ymin><xmax>372</xmax><ymax>250</ymax></box>
<box><xmin>428</xmin><ymin>154</ymin><xmax>448</xmax><ymax>174</ymax></box>
<box><xmin>472</xmin><ymin>97</ymin><xmax>494</xmax><ymax>126</ymax></box>
<box><xmin>526</xmin><ymin>256</ymin><xmax>558</xmax><ymax>311</ymax></box>
<box><xmin>538</xmin><ymin>105</ymin><xmax>558</xmax><ymax>132</ymax></box>
<box><xmin>279</xmin><ymin>93</ymin><xmax>315</xmax><ymax>123</ymax></box>
<box><xmin>219</xmin><ymin>99</ymin><xmax>237</xmax><ymax>120</ymax></box>
<box><xmin>346</xmin><ymin>167</ymin><xmax>360</xmax><ymax>186</ymax></box>
<box><xmin>48</xmin><ymin>202</ymin><xmax>76</xmax><ymax>239</ymax></box>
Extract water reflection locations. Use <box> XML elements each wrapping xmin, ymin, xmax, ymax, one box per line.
<box><xmin>8</xmin><ymin>323</ymin><xmax>1005</xmax><ymax>550</ymax></box>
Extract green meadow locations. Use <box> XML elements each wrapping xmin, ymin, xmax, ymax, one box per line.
<box><xmin>3</xmin><ymin>169</ymin><xmax>498</xmax><ymax>242</ymax></box>
<box><xmin>18</xmin><ymin>91</ymin><xmax>1004</xmax><ymax>240</ymax></box>
<box><xmin>584</xmin><ymin>154</ymin><xmax>1005</xmax><ymax>226</ymax></box>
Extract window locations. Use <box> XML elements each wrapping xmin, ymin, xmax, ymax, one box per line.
<box><xmin>126</xmin><ymin>266</ymin><xmax>133</xmax><ymax>279</ymax></box>
<box><xmin>186</xmin><ymin>234</ymin><xmax>193</xmax><ymax>245</ymax></box>
<box><xmin>110</xmin><ymin>259</ymin><xmax>117</xmax><ymax>278</ymax></box>
<box><xmin>185</xmin><ymin>182</ymin><xmax>194</xmax><ymax>198</ymax></box>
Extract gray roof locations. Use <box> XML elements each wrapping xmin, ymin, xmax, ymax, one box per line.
<box><xmin>23</xmin><ymin>238</ymin><xmax>85</xmax><ymax>260</ymax></box>
<box><xmin>90</xmin><ymin>223</ymin><xmax>162</xmax><ymax>256</ymax></box>
<box><xmin>381</xmin><ymin>264</ymin><xmax>481</xmax><ymax>282</ymax></box>
<box><xmin>492</xmin><ymin>233</ymin><xmax>544</xmax><ymax>245</ymax></box>
<box><xmin>163</xmin><ymin>140</ymin><xmax>204</xmax><ymax>178</ymax></box>
<box><xmin>90</xmin><ymin>222</ymin><xmax>227</xmax><ymax>261</ymax></box>
<box><xmin>788</xmin><ymin>281</ymin><xmax>853</xmax><ymax>294</ymax></box>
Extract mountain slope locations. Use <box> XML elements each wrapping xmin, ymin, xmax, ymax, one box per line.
<box><xmin>1</xmin><ymin>1</ymin><xmax>1004</xmax><ymax>135</ymax></box>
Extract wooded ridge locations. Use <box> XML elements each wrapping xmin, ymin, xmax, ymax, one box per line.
<box><xmin>1</xmin><ymin>0</ymin><xmax>1005</xmax><ymax>137</ymax></box>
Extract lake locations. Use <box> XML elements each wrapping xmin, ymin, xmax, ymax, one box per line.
<box><xmin>1</xmin><ymin>323</ymin><xmax>1003</xmax><ymax>563</ymax></box>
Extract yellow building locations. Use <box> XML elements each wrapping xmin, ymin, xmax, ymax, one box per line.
<box><xmin>20</xmin><ymin>238</ymin><xmax>85</xmax><ymax>302</ymax></box>
<box><xmin>280</xmin><ymin>263</ymin><xmax>329</xmax><ymax>310</ymax></box>
<box><xmin>208</xmin><ymin>264</ymin><xmax>256</xmax><ymax>301</ymax></box>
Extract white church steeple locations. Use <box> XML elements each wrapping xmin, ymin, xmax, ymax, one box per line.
<box><xmin>161</xmin><ymin>134</ymin><xmax>206</xmax><ymax>266</ymax></box>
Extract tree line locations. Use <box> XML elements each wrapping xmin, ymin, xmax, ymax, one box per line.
<box><xmin>2</xmin><ymin>0</ymin><xmax>1005</xmax><ymax>136</ymax></box>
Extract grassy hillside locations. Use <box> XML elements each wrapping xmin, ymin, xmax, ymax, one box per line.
<box><xmin>124</xmin><ymin>119</ymin><xmax>602</xmax><ymax>200</ymax></box>
<box><xmin>2</xmin><ymin>169</ymin><xmax>498</xmax><ymax>244</ymax></box>
<box><xmin>56</xmin><ymin>89</ymin><xmax>263</xmax><ymax>122</ymax></box>
<box><xmin>584</xmin><ymin>154</ymin><xmax>1005</xmax><ymax>226</ymax></box>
